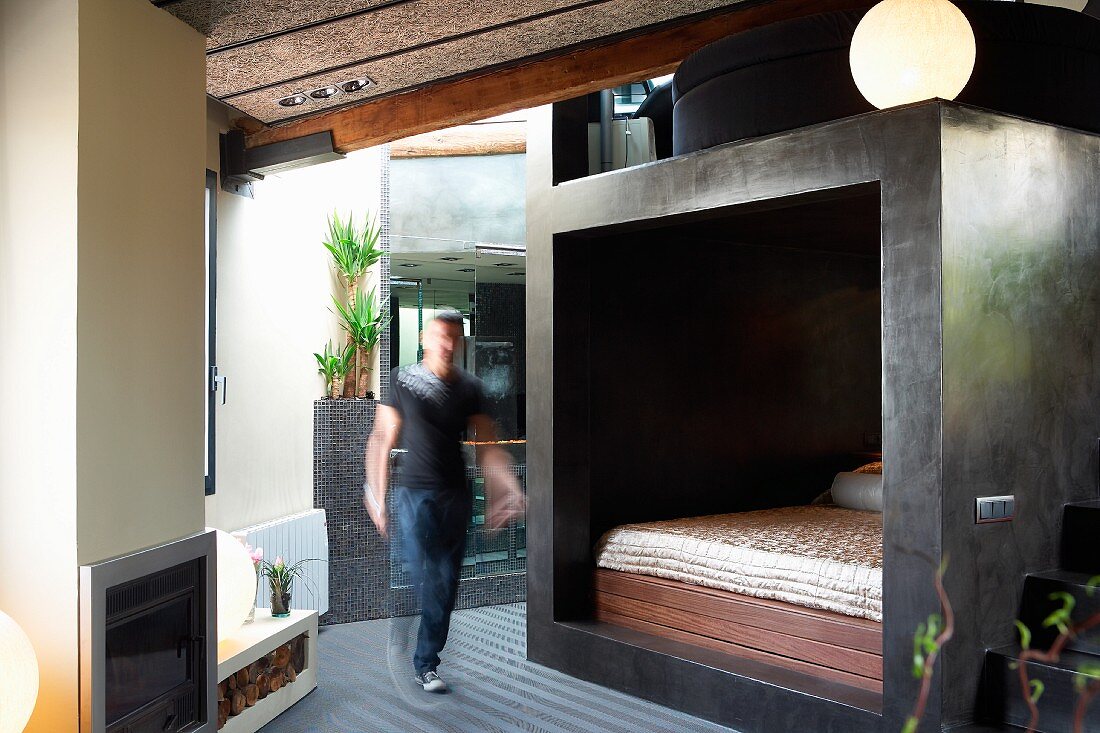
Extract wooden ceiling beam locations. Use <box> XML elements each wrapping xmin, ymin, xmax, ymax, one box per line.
<box><xmin>242</xmin><ymin>0</ymin><xmax>872</xmax><ymax>154</ymax></box>
<box><xmin>391</xmin><ymin>121</ymin><xmax>527</xmax><ymax>158</ymax></box>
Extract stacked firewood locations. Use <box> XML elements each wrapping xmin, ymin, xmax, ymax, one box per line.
<box><xmin>217</xmin><ymin>633</ymin><xmax>308</xmax><ymax>729</ymax></box>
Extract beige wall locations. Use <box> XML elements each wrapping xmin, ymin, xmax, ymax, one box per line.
<box><xmin>76</xmin><ymin>0</ymin><xmax>207</xmax><ymax>565</ymax></box>
<box><xmin>0</xmin><ymin>1</ymin><xmax>81</xmax><ymax>730</ymax></box>
<box><xmin>0</xmin><ymin>1</ymin><xmax>206</xmax><ymax>730</ymax></box>
<box><xmin>205</xmin><ymin>103</ymin><xmax>383</xmax><ymax>531</ymax></box>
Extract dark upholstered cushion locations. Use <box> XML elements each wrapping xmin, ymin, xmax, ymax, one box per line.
<box><xmin>673</xmin><ymin>11</ymin><xmax>863</xmax><ymax>102</ymax></box>
<box><xmin>672</xmin><ymin>2</ymin><xmax>1100</xmax><ymax>156</ymax></box>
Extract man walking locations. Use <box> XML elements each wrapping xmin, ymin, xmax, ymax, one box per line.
<box><xmin>364</xmin><ymin>310</ymin><xmax>525</xmax><ymax>693</ymax></box>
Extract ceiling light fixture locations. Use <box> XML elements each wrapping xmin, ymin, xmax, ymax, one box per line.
<box><xmin>309</xmin><ymin>86</ymin><xmax>341</xmax><ymax>100</ymax></box>
<box><xmin>492</xmin><ymin>262</ymin><xmax>512</xmax><ymax>267</ymax></box>
<box><xmin>508</xmin><ymin>272</ymin><xmax>525</xmax><ymax>276</ymax></box>
<box><xmin>457</xmin><ymin>268</ymin><xmax>475</xmax><ymax>273</ymax></box>
<box><xmin>398</xmin><ymin>263</ymin><xmax>421</xmax><ymax>268</ymax></box>
<box><xmin>440</xmin><ymin>256</ymin><xmax>461</xmax><ymax>262</ymax></box>
<box><xmin>340</xmin><ymin>77</ymin><xmax>375</xmax><ymax>93</ymax></box>
<box><xmin>849</xmin><ymin>0</ymin><xmax>975</xmax><ymax>109</ymax></box>
<box><xmin>277</xmin><ymin>93</ymin><xmax>308</xmax><ymax>107</ymax></box>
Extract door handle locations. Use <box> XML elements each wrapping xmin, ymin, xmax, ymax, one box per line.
<box><xmin>210</xmin><ymin>366</ymin><xmax>227</xmax><ymax>405</ymax></box>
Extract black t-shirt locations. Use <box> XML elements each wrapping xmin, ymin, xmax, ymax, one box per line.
<box><xmin>383</xmin><ymin>363</ymin><xmax>486</xmax><ymax>491</ymax></box>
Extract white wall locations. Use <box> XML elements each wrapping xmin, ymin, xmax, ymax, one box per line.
<box><xmin>205</xmin><ymin>104</ymin><xmax>384</xmax><ymax>531</ymax></box>
<box><xmin>0</xmin><ymin>2</ymin><xmax>81</xmax><ymax>729</ymax></box>
<box><xmin>0</xmin><ymin>1</ymin><xmax>206</xmax><ymax>730</ymax></box>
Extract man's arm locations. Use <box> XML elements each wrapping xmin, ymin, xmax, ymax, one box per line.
<box><xmin>469</xmin><ymin>413</ymin><xmax>526</xmax><ymax>530</ymax></box>
<box><xmin>364</xmin><ymin>404</ymin><xmax>402</xmax><ymax>538</ymax></box>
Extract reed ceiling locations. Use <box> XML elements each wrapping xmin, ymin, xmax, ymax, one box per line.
<box><xmin>152</xmin><ymin>0</ymin><xmax>747</xmax><ymax>126</ymax></box>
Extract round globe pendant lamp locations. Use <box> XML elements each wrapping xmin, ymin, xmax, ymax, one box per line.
<box><xmin>210</xmin><ymin>528</ymin><xmax>257</xmax><ymax>642</ymax></box>
<box><xmin>0</xmin><ymin>610</ymin><xmax>39</xmax><ymax>733</ymax></box>
<box><xmin>850</xmin><ymin>0</ymin><xmax>976</xmax><ymax>109</ymax></box>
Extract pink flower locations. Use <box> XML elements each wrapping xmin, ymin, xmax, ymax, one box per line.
<box><xmin>249</xmin><ymin>546</ymin><xmax>264</xmax><ymax>563</ymax></box>
<box><xmin>274</xmin><ymin>556</ymin><xmax>284</xmax><ymax>568</ymax></box>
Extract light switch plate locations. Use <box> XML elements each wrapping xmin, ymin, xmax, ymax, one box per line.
<box><xmin>976</xmin><ymin>495</ymin><xmax>1015</xmax><ymax>524</ymax></box>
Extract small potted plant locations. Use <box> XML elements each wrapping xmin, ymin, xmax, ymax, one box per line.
<box><xmin>259</xmin><ymin>556</ymin><xmax>318</xmax><ymax>618</ymax></box>
<box><xmin>314</xmin><ymin>341</ymin><xmax>355</xmax><ymax>399</ymax></box>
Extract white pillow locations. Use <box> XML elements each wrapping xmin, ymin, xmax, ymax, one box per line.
<box><xmin>829</xmin><ymin>472</ymin><xmax>883</xmax><ymax>512</ymax></box>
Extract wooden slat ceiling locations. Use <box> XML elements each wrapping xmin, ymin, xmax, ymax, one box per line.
<box><xmin>153</xmin><ymin>0</ymin><xmax>751</xmax><ymax>126</ymax></box>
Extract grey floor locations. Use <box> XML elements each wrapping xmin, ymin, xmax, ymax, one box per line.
<box><xmin>259</xmin><ymin>603</ymin><xmax>737</xmax><ymax>733</ymax></box>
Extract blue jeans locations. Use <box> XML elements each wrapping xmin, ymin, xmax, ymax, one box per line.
<box><xmin>395</xmin><ymin>485</ymin><xmax>471</xmax><ymax>674</ymax></box>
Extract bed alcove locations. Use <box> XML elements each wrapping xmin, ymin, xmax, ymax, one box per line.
<box><xmin>564</xmin><ymin>186</ymin><xmax>886</xmax><ymax>698</ymax></box>
<box><xmin>526</xmin><ymin>101</ymin><xmax>1100</xmax><ymax>733</ymax></box>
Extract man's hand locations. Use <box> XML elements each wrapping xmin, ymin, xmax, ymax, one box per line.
<box><xmin>486</xmin><ymin>477</ymin><xmax>526</xmax><ymax>530</ymax></box>
<box><xmin>488</xmin><ymin>479</ymin><xmax>525</xmax><ymax>526</ymax></box>
<box><xmin>364</xmin><ymin>482</ymin><xmax>388</xmax><ymax>539</ymax></box>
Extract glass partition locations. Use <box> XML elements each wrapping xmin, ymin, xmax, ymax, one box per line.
<box><xmin>388</xmin><ymin>244</ymin><xmax>526</xmax><ymax>588</ymax></box>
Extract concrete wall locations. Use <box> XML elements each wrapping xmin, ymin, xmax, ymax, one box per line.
<box><xmin>0</xmin><ymin>1</ymin><xmax>206</xmax><ymax>730</ymax></box>
<box><xmin>391</xmin><ymin>154</ymin><xmax>525</xmax><ymax>250</ymax></box>
<box><xmin>204</xmin><ymin>102</ymin><xmax>384</xmax><ymax>532</ymax></box>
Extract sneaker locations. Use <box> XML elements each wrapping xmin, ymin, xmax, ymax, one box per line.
<box><xmin>414</xmin><ymin>670</ymin><xmax>447</xmax><ymax>693</ymax></box>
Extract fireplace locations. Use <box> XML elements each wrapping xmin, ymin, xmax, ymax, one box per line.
<box><xmin>81</xmin><ymin>533</ymin><xmax>217</xmax><ymax>733</ymax></box>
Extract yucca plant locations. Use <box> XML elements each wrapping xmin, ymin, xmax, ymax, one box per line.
<box><xmin>323</xmin><ymin>210</ymin><xmax>383</xmax><ymax>299</ymax></box>
<box><xmin>323</xmin><ymin>210</ymin><xmax>383</xmax><ymax>396</ymax></box>
<box><xmin>313</xmin><ymin>340</ymin><xmax>355</xmax><ymax>399</ymax></box>
<box><xmin>332</xmin><ymin>286</ymin><xmax>389</xmax><ymax>398</ymax></box>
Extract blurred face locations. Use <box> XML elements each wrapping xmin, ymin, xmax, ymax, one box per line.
<box><xmin>422</xmin><ymin>318</ymin><xmax>463</xmax><ymax>370</ymax></box>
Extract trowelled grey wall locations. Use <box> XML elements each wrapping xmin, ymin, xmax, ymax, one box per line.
<box><xmin>391</xmin><ymin>154</ymin><xmax>526</xmax><ymax>248</ymax></box>
<box><xmin>938</xmin><ymin>106</ymin><xmax>1100</xmax><ymax>725</ymax></box>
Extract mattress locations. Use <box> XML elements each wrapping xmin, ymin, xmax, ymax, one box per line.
<box><xmin>595</xmin><ymin>506</ymin><xmax>882</xmax><ymax>622</ymax></box>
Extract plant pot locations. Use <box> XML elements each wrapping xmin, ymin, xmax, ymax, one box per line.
<box><xmin>271</xmin><ymin>590</ymin><xmax>291</xmax><ymax>618</ymax></box>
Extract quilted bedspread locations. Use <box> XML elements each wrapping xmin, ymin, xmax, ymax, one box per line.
<box><xmin>595</xmin><ymin>505</ymin><xmax>882</xmax><ymax>621</ymax></box>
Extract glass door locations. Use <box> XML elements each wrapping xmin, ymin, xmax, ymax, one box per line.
<box><xmin>470</xmin><ymin>245</ymin><xmax>527</xmax><ymax>576</ymax></box>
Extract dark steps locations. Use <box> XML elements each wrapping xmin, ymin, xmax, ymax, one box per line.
<box><xmin>1019</xmin><ymin>570</ymin><xmax>1100</xmax><ymax>656</ymax></box>
<box><xmin>1063</xmin><ymin>500</ymin><xmax>1100</xmax><ymax>575</ymax></box>
<box><xmin>982</xmin><ymin>645</ymin><xmax>1100</xmax><ymax>733</ymax></box>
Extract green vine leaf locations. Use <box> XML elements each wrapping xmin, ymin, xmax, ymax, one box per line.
<box><xmin>1042</xmin><ymin>591</ymin><xmax>1076</xmax><ymax>635</ymax></box>
<box><xmin>1015</xmin><ymin>620</ymin><xmax>1032</xmax><ymax>650</ymax></box>
<box><xmin>1075</xmin><ymin>663</ymin><xmax>1100</xmax><ymax>692</ymax></box>
<box><xmin>1028</xmin><ymin>679</ymin><xmax>1045</xmax><ymax>704</ymax></box>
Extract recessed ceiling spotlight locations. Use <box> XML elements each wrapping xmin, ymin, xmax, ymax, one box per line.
<box><xmin>440</xmin><ymin>256</ymin><xmax>461</xmax><ymax>262</ymax></box>
<box><xmin>340</xmin><ymin>77</ymin><xmax>375</xmax><ymax>93</ymax></box>
<box><xmin>398</xmin><ymin>263</ymin><xmax>421</xmax><ymax>268</ymax></box>
<box><xmin>492</xmin><ymin>262</ymin><xmax>512</xmax><ymax>267</ymax></box>
<box><xmin>457</xmin><ymin>268</ymin><xmax>475</xmax><ymax>273</ymax></box>
<box><xmin>508</xmin><ymin>272</ymin><xmax>525</xmax><ymax>276</ymax></box>
<box><xmin>277</xmin><ymin>93</ymin><xmax>308</xmax><ymax>107</ymax></box>
<box><xmin>309</xmin><ymin>85</ymin><xmax>341</xmax><ymax>100</ymax></box>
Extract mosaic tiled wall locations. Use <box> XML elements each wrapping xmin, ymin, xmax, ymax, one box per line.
<box><xmin>378</xmin><ymin>144</ymin><xmax>392</xmax><ymax>401</ymax></box>
<box><xmin>314</xmin><ymin>399</ymin><xmax>526</xmax><ymax>625</ymax></box>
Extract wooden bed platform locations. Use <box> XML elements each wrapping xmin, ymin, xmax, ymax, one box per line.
<box><xmin>593</xmin><ymin>568</ymin><xmax>883</xmax><ymax>693</ymax></box>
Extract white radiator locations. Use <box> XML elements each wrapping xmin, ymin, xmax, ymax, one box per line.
<box><xmin>237</xmin><ymin>509</ymin><xmax>329</xmax><ymax>616</ymax></box>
